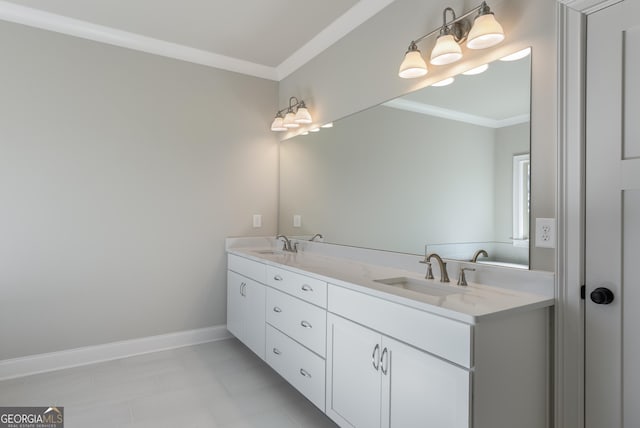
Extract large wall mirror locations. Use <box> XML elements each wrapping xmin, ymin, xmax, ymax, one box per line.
<box><xmin>279</xmin><ymin>49</ymin><xmax>532</xmax><ymax>269</ymax></box>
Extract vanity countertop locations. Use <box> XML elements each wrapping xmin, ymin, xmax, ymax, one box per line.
<box><xmin>227</xmin><ymin>247</ymin><xmax>554</xmax><ymax>324</ymax></box>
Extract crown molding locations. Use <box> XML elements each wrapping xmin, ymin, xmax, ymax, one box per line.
<box><xmin>0</xmin><ymin>1</ymin><xmax>279</xmax><ymax>80</ymax></box>
<box><xmin>276</xmin><ymin>0</ymin><xmax>396</xmax><ymax>80</ymax></box>
<box><xmin>383</xmin><ymin>98</ymin><xmax>530</xmax><ymax>129</ymax></box>
<box><xmin>0</xmin><ymin>0</ymin><xmax>396</xmax><ymax>81</ymax></box>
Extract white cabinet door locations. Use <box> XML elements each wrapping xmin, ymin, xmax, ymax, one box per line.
<box><xmin>326</xmin><ymin>314</ymin><xmax>382</xmax><ymax>428</ymax></box>
<box><xmin>227</xmin><ymin>270</ymin><xmax>265</xmax><ymax>360</ymax></box>
<box><xmin>381</xmin><ymin>336</ymin><xmax>470</xmax><ymax>428</ymax></box>
<box><xmin>243</xmin><ymin>278</ymin><xmax>266</xmax><ymax>360</ymax></box>
<box><xmin>227</xmin><ymin>270</ymin><xmax>245</xmax><ymax>339</ymax></box>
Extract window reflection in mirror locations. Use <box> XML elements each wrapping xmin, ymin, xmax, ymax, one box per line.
<box><xmin>279</xmin><ymin>49</ymin><xmax>532</xmax><ymax>269</ymax></box>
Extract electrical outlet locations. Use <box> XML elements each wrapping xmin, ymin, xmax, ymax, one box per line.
<box><xmin>535</xmin><ymin>218</ymin><xmax>555</xmax><ymax>248</ymax></box>
<box><xmin>252</xmin><ymin>214</ymin><xmax>262</xmax><ymax>228</ymax></box>
<box><xmin>293</xmin><ymin>215</ymin><xmax>302</xmax><ymax>228</ymax></box>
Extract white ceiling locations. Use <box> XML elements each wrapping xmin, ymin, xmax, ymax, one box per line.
<box><xmin>0</xmin><ymin>0</ymin><xmax>395</xmax><ymax>80</ymax></box>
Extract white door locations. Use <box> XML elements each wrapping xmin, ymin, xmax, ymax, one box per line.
<box><xmin>326</xmin><ymin>314</ymin><xmax>382</xmax><ymax>428</ymax></box>
<box><xmin>586</xmin><ymin>2</ymin><xmax>640</xmax><ymax>427</ymax></box>
<box><xmin>380</xmin><ymin>336</ymin><xmax>470</xmax><ymax>428</ymax></box>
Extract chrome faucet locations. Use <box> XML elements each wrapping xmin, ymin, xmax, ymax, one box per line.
<box><xmin>426</xmin><ymin>253</ymin><xmax>449</xmax><ymax>283</ymax></box>
<box><xmin>471</xmin><ymin>249</ymin><xmax>488</xmax><ymax>263</ymax></box>
<box><xmin>276</xmin><ymin>235</ymin><xmax>298</xmax><ymax>253</ymax></box>
<box><xmin>309</xmin><ymin>233</ymin><xmax>324</xmax><ymax>242</ymax></box>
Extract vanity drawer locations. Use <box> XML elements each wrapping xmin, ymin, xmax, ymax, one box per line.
<box><xmin>266</xmin><ymin>325</ymin><xmax>325</xmax><ymax>411</ymax></box>
<box><xmin>328</xmin><ymin>284</ymin><xmax>472</xmax><ymax>368</ymax></box>
<box><xmin>266</xmin><ymin>287</ymin><xmax>327</xmax><ymax>357</ymax></box>
<box><xmin>266</xmin><ymin>265</ymin><xmax>327</xmax><ymax>308</ymax></box>
<box><xmin>228</xmin><ymin>254</ymin><xmax>266</xmax><ymax>284</ymax></box>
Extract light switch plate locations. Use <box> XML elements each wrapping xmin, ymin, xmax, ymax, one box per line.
<box><xmin>535</xmin><ymin>218</ymin><xmax>555</xmax><ymax>248</ymax></box>
<box><xmin>293</xmin><ymin>215</ymin><xmax>302</xmax><ymax>228</ymax></box>
<box><xmin>252</xmin><ymin>214</ymin><xmax>262</xmax><ymax>228</ymax></box>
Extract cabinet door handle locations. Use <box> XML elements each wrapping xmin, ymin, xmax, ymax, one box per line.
<box><xmin>300</xmin><ymin>320</ymin><xmax>312</xmax><ymax>329</ymax></box>
<box><xmin>240</xmin><ymin>282</ymin><xmax>246</xmax><ymax>296</ymax></box>
<box><xmin>380</xmin><ymin>347</ymin><xmax>389</xmax><ymax>375</ymax></box>
<box><xmin>274</xmin><ymin>275</ymin><xmax>283</xmax><ymax>281</ymax></box>
<box><xmin>372</xmin><ymin>344</ymin><xmax>380</xmax><ymax>371</ymax></box>
<box><xmin>272</xmin><ymin>348</ymin><xmax>281</xmax><ymax>355</ymax></box>
<box><xmin>299</xmin><ymin>368</ymin><xmax>311</xmax><ymax>378</ymax></box>
<box><xmin>273</xmin><ymin>307</ymin><xmax>282</xmax><ymax>313</ymax></box>
<box><xmin>301</xmin><ymin>284</ymin><xmax>313</xmax><ymax>292</ymax></box>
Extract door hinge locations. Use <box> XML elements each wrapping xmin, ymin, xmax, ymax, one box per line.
<box><xmin>581</xmin><ymin>285</ymin><xmax>586</xmax><ymax>300</ymax></box>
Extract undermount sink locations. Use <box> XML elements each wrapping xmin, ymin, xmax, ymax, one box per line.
<box><xmin>253</xmin><ymin>250</ymin><xmax>282</xmax><ymax>255</ymax></box>
<box><xmin>373</xmin><ymin>277</ymin><xmax>466</xmax><ymax>297</ymax></box>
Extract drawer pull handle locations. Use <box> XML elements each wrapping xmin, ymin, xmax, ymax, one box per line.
<box><xmin>273</xmin><ymin>307</ymin><xmax>282</xmax><ymax>313</ymax></box>
<box><xmin>272</xmin><ymin>348</ymin><xmax>281</xmax><ymax>355</ymax></box>
<box><xmin>240</xmin><ymin>282</ymin><xmax>247</xmax><ymax>296</ymax></box>
<box><xmin>299</xmin><ymin>368</ymin><xmax>311</xmax><ymax>378</ymax></box>
<box><xmin>372</xmin><ymin>344</ymin><xmax>380</xmax><ymax>371</ymax></box>
<box><xmin>301</xmin><ymin>284</ymin><xmax>313</xmax><ymax>292</ymax></box>
<box><xmin>274</xmin><ymin>275</ymin><xmax>283</xmax><ymax>281</ymax></box>
<box><xmin>380</xmin><ymin>347</ymin><xmax>389</xmax><ymax>375</ymax></box>
<box><xmin>300</xmin><ymin>320</ymin><xmax>312</xmax><ymax>329</ymax></box>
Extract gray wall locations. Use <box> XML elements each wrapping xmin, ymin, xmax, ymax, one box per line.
<box><xmin>279</xmin><ymin>0</ymin><xmax>557</xmax><ymax>271</ymax></box>
<box><xmin>0</xmin><ymin>22</ymin><xmax>278</xmax><ymax>360</ymax></box>
<box><xmin>279</xmin><ymin>106</ymin><xmax>496</xmax><ymax>255</ymax></box>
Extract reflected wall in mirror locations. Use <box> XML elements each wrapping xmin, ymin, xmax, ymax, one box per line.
<box><xmin>279</xmin><ymin>50</ymin><xmax>531</xmax><ymax>268</ymax></box>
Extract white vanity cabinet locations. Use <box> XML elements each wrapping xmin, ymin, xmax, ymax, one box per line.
<box><xmin>226</xmin><ymin>249</ymin><xmax>550</xmax><ymax>428</ymax></box>
<box><xmin>326</xmin><ymin>314</ymin><xmax>470</xmax><ymax>428</ymax></box>
<box><xmin>227</xmin><ymin>255</ymin><xmax>266</xmax><ymax>360</ymax></box>
<box><xmin>326</xmin><ymin>283</ymin><xmax>548</xmax><ymax>428</ymax></box>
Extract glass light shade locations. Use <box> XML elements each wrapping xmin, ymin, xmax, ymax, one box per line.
<box><xmin>432</xmin><ymin>77</ymin><xmax>455</xmax><ymax>87</ymax></box>
<box><xmin>462</xmin><ymin>63</ymin><xmax>489</xmax><ymax>75</ymax></box>
<box><xmin>270</xmin><ymin>116</ymin><xmax>287</xmax><ymax>131</ymax></box>
<box><xmin>466</xmin><ymin>13</ymin><xmax>505</xmax><ymax>50</ymax></box>
<box><xmin>310</xmin><ymin>127</ymin><xmax>320</xmax><ymax>132</ymax></box>
<box><xmin>398</xmin><ymin>50</ymin><xmax>428</xmax><ymax>79</ymax></box>
<box><xmin>321</xmin><ymin>122</ymin><xmax>333</xmax><ymax>128</ymax></box>
<box><xmin>499</xmin><ymin>47</ymin><xmax>531</xmax><ymax>62</ymax></box>
<box><xmin>283</xmin><ymin>112</ymin><xmax>299</xmax><ymax>128</ymax></box>
<box><xmin>430</xmin><ymin>34</ymin><xmax>463</xmax><ymax>66</ymax></box>
<box><xmin>294</xmin><ymin>106</ymin><xmax>312</xmax><ymax>124</ymax></box>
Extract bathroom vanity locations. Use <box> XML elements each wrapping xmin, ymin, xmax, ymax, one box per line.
<box><xmin>226</xmin><ymin>241</ymin><xmax>553</xmax><ymax>428</ymax></box>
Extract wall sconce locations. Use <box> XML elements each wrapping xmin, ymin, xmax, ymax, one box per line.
<box><xmin>398</xmin><ymin>1</ymin><xmax>504</xmax><ymax>79</ymax></box>
<box><xmin>271</xmin><ymin>96</ymin><xmax>312</xmax><ymax>132</ymax></box>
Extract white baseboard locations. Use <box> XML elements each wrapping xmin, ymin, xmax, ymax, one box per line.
<box><xmin>0</xmin><ymin>325</ymin><xmax>231</xmax><ymax>381</ymax></box>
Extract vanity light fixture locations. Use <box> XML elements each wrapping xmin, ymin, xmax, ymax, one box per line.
<box><xmin>499</xmin><ymin>47</ymin><xmax>531</xmax><ymax>62</ymax></box>
<box><xmin>270</xmin><ymin>96</ymin><xmax>313</xmax><ymax>132</ymax></box>
<box><xmin>462</xmin><ymin>63</ymin><xmax>489</xmax><ymax>75</ymax></box>
<box><xmin>432</xmin><ymin>77</ymin><xmax>455</xmax><ymax>87</ymax></box>
<box><xmin>398</xmin><ymin>1</ymin><xmax>504</xmax><ymax>79</ymax></box>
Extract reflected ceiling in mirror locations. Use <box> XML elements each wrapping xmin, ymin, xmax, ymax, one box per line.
<box><xmin>278</xmin><ymin>50</ymin><xmax>531</xmax><ymax>268</ymax></box>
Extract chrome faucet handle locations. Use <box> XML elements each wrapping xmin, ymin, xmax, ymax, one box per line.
<box><xmin>457</xmin><ymin>267</ymin><xmax>476</xmax><ymax>286</ymax></box>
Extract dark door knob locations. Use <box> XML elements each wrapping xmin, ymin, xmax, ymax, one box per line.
<box><xmin>590</xmin><ymin>287</ymin><xmax>614</xmax><ymax>305</ymax></box>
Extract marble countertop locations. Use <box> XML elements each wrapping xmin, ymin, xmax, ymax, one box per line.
<box><xmin>228</xmin><ymin>247</ymin><xmax>554</xmax><ymax>324</ymax></box>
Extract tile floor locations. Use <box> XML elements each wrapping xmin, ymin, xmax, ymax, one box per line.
<box><xmin>0</xmin><ymin>339</ymin><xmax>338</xmax><ymax>427</ymax></box>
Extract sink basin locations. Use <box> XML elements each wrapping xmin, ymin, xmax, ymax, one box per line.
<box><xmin>373</xmin><ymin>277</ymin><xmax>466</xmax><ymax>297</ymax></box>
<box><xmin>253</xmin><ymin>250</ymin><xmax>282</xmax><ymax>255</ymax></box>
